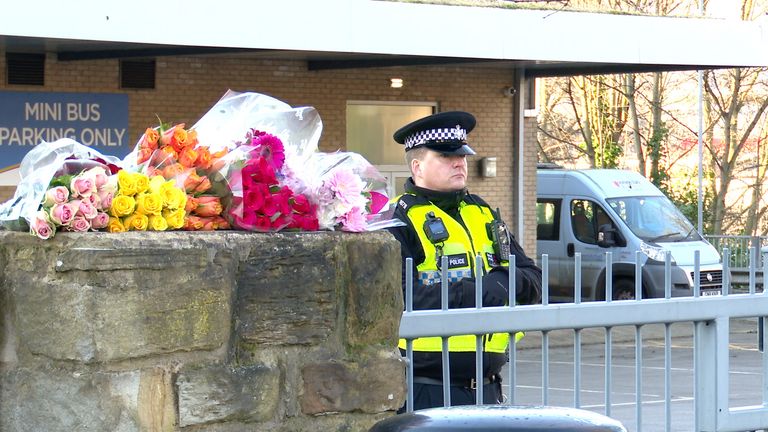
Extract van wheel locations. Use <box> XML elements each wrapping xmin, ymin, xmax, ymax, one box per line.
<box><xmin>613</xmin><ymin>279</ymin><xmax>635</xmax><ymax>300</ymax></box>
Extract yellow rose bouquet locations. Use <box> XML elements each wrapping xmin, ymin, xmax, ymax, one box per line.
<box><xmin>107</xmin><ymin>170</ymin><xmax>187</xmax><ymax>232</ymax></box>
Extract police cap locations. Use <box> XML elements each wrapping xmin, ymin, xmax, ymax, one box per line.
<box><xmin>393</xmin><ymin>111</ymin><xmax>476</xmax><ymax>155</ymax></box>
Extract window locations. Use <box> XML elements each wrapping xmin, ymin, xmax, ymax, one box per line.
<box><xmin>606</xmin><ymin>196</ymin><xmax>699</xmax><ymax>242</ymax></box>
<box><xmin>571</xmin><ymin>199</ymin><xmax>613</xmax><ymax>245</ymax></box>
<box><xmin>536</xmin><ymin>199</ymin><xmax>560</xmax><ymax>241</ymax></box>
<box><xmin>346</xmin><ymin>102</ymin><xmax>436</xmax><ymax>197</ymax></box>
<box><xmin>120</xmin><ymin>59</ymin><xmax>156</xmax><ymax>89</ymax></box>
<box><xmin>6</xmin><ymin>53</ymin><xmax>45</xmax><ymax>86</ymax></box>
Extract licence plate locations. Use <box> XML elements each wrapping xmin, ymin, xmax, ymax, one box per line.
<box><xmin>701</xmin><ymin>289</ymin><xmax>721</xmax><ymax>297</ymax></box>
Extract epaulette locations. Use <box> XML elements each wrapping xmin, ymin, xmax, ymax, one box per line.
<box><xmin>394</xmin><ymin>193</ymin><xmax>430</xmax><ymax>214</ymax></box>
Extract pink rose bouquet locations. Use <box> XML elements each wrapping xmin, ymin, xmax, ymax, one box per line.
<box><xmin>31</xmin><ymin>164</ymin><xmax>119</xmax><ymax>239</ymax></box>
<box><xmin>0</xmin><ymin>139</ymin><xmax>124</xmax><ymax>234</ymax></box>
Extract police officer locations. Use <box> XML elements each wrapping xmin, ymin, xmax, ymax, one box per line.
<box><xmin>387</xmin><ymin>111</ymin><xmax>542</xmax><ymax>411</ymax></box>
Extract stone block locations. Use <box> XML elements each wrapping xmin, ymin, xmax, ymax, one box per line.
<box><xmin>91</xmin><ymin>280</ymin><xmax>231</xmax><ymax>361</ymax></box>
<box><xmin>137</xmin><ymin>368</ymin><xmax>176</xmax><ymax>432</ymax></box>
<box><xmin>344</xmin><ymin>232</ymin><xmax>403</xmax><ymax>347</ymax></box>
<box><xmin>7</xmin><ymin>233</ymin><xmax>234</xmax><ymax>362</ymax></box>
<box><xmin>0</xmin><ymin>367</ymin><xmax>142</xmax><ymax>432</ymax></box>
<box><xmin>176</xmin><ymin>363</ymin><xmax>281</xmax><ymax>427</ymax></box>
<box><xmin>235</xmin><ymin>233</ymin><xmax>342</xmax><ymax>346</ymax></box>
<box><xmin>300</xmin><ymin>349</ymin><xmax>406</xmax><ymax>415</ymax></box>
<box><xmin>12</xmin><ymin>280</ymin><xmax>98</xmax><ymax>362</ymax></box>
<box><xmin>54</xmin><ymin>246</ymin><xmax>212</xmax><ymax>272</ymax></box>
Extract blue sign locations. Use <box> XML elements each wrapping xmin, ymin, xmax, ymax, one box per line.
<box><xmin>0</xmin><ymin>91</ymin><xmax>130</xmax><ymax>171</ymax></box>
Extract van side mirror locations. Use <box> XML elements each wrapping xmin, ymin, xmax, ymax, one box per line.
<box><xmin>597</xmin><ymin>224</ymin><xmax>617</xmax><ymax>248</ymax></box>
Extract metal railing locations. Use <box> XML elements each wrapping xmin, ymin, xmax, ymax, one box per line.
<box><xmin>704</xmin><ymin>235</ymin><xmax>768</xmax><ymax>269</ymax></box>
<box><xmin>704</xmin><ymin>235</ymin><xmax>768</xmax><ymax>288</ymax></box>
<box><xmin>399</xmin><ymin>249</ymin><xmax>768</xmax><ymax>432</ymax></box>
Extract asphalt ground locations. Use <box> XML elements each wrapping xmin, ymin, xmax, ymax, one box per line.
<box><xmin>501</xmin><ymin>318</ymin><xmax>765</xmax><ymax>432</ymax></box>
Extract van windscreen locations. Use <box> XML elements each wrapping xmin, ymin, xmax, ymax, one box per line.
<box><xmin>606</xmin><ymin>196</ymin><xmax>701</xmax><ymax>243</ymax></box>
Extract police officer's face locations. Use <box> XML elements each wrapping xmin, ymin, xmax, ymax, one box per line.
<box><xmin>412</xmin><ymin>150</ymin><xmax>467</xmax><ymax>192</ymax></box>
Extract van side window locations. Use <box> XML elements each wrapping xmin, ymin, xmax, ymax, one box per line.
<box><xmin>571</xmin><ymin>200</ymin><xmax>596</xmax><ymax>244</ymax></box>
<box><xmin>571</xmin><ymin>200</ymin><xmax>615</xmax><ymax>244</ymax></box>
<box><xmin>595</xmin><ymin>205</ymin><xmax>613</xmax><ymax>231</ymax></box>
<box><xmin>536</xmin><ymin>199</ymin><xmax>560</xmax><ymax>241</ymax></box>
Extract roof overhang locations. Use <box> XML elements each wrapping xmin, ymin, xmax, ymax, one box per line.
<box><xmin>1</xmin><ymin>0</ymin><xmax>766</xmax><ymax>77</ymax></box>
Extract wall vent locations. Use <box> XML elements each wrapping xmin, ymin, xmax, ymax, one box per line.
<box><xmin>120</xmin><ymin>59</ymin><xmax>156</xmax><ymax>89</ymax></box>
<box><xmin>6</xmin><ymin>53</ymin><xmax>45</xmax><ymax>86</ymax></box>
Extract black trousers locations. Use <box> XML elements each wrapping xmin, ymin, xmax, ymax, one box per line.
<box><xmin>398</xmin><ymin>380</ymin><xmax>503</xmax><ymax>413</ymax></box>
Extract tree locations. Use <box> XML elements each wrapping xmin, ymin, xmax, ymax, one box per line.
<box><xmin>539</xmin><ymin>75</ymin><xmax>628</xmax><ymax>168</ymax></box>
<box><xmin>537</xmin><ymin>0</ymin><xmax>697</xmax><ymax>172</ymax></box>
<box><xmin>538</xmin><ymin>0</ymin><xmax>768</xmax><ymax>236</ymax></box>
<box><xmin>703</xmin><ymin>67</ymin><xmax>768</xmax><ymax>234</ymax></box>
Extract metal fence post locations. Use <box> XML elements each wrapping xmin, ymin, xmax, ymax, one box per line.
<box><xmin>761</xmin><ymin>247</ymin><xmax>768</xmax><ymax>353</ymax></box>
<box><xmin>694</xmin><ymin>319</ymin><xmax>718</xmax><ymax>431</ymax></box>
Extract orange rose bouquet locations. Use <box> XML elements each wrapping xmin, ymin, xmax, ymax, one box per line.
<box><xmin>125</xmin><ymin>122</ymin><xmax>230</xmax><ymax>231</ymax></box>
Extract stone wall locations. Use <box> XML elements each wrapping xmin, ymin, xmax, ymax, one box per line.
<box><xmin>0</xmin><ymin>230</ymin><xmax>406</xmax><ymax>431</ymax></box>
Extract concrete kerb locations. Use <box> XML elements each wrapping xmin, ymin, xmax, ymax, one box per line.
<box><xmin>514</xmin><ymin>317</ymin><xmax>761</xmax><ymax>351</ymax></box>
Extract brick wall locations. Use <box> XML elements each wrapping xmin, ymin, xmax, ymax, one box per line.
<box><xmin>0</xmin><ymin>52</ymin><xmax>537</xmax><ymax>247</ymax></box>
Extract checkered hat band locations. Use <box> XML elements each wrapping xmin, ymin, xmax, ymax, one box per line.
<box><xmin>404</xmin><ymin>126</ymin><xmax>468</xmax><ymax>149</ymax></box>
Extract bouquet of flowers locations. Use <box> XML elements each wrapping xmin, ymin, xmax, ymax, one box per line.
<box><xmin>192</xmin><ymin>90</ymin><xmax>401</xmax><ymax>233</ymax></box>
<box><xmin>189</xmin><ymin>90</ymin><xmax>324</xmax><ymax>232</ymax></box>
<box><xmin>0</xmin><ymin>138</ymin><xmax>125</xmax><ymax>238</ymax></box>
<box><xmin>125</xmin><ymin>122</ymin><xmax>230</xmax><ymax>231</ymax></box>
<box><xmin>224</xmin><ymin>129</ymin><xmax>318</xmax><ymax>231</ymax></box>
<box><xmin>293</xmin><ymin>151</ymin><xmax>391</xmax><ymax>232</ymax></box>
<box><xmin>104</xmin><ymin>170</ymin><xmax>188</xmax><ymax>233</ymax></box>
<box><xmin>29</xmin><ymin>164</ymin><xmax>117</xmax><ymax>239</ymax></box>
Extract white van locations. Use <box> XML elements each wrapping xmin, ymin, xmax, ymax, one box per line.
<box><xmin>536</xmin><ymin>166</ymin><xmax>723</xmax><ymax>301</ymax></box>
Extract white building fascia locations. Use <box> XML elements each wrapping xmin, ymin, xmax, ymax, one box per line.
<box><xmin>0</xmin><ymin>0</ymin><xmax>766</xmax><ymax>74</ymax></box>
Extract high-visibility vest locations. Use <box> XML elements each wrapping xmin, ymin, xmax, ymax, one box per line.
<box><xmin>397</xmin><ymin>195</ymin><xmax>519</xmax><ymax>353</ymax></box>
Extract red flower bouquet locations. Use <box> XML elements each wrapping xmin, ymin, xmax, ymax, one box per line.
<box><xmin>190</xmin><ymin>90</ymin><xmax>401</xmax><ymax>233</ymax></box>
<box><xmin>225</xmin><ymin>129</ymin><xmax>318</xmax><ymax>231</ymax></box>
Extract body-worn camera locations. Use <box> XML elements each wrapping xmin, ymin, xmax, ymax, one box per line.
<box><xmin>487</xmin><ymin>210</ymin><xmax>511</xmax><ymax>262</ymax></box>
<box><xmin>423</xmin><ymin>211</ymin><xmax>449</xmax><ymax>244</ymax></box>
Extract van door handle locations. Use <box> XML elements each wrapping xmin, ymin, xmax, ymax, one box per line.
<box><xmin>567</xmin><ymin>243</ymin><xmax>575</xmax><ymax>257</ymax></box>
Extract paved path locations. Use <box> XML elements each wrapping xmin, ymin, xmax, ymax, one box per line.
<box><xmin>502</xmin><ymin>318</ymin><xmax>764</xmax><ymax>432</ymax></box>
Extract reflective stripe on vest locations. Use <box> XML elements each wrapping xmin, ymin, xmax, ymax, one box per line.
<box><xmin>397</xmin><ymin>197</ymin><xmax>512</xmax><ymax>353</ymax></box>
